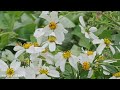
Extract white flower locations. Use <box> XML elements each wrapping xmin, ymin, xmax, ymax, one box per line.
<box><xmin>35</xmin><ymin>60</ymin><xmax>59</xmax><ymax>79</ymax></box>
<box><xmin>0</xmin><ymin>60</ymin><xmax>25</xmax><ymax>79</ymax></box>
<box><xmin>55</xmin><ymin>51</ymin><xmax>79</xmax><ymax>72</ymax></box>
<box><xmin>39</xmin><ymin>11</ymin><xmax>68</xmax><ymax>42</ymax></box>
<box><xmin>92</xmin><ymin>38</ymin><xmax>115</xmax><ymax>55</ymax></box>
<box><xmin>14</xmin><ymin>42</ymin><xmax>43</xmax><ymax>58</ymax></box>
<box><xmin>42</xmin><ymin>32</ymin><xmax>62</xmax><ymax>52</ymax></box>
<box><xmin>79</xmin><ymin>16</ymin><xmax>98</xmax><ymax>40</ymax></box>
<box><xmin>109</xmin><ymin>72</ymin><xmax>120</xmax><ymax>79</ymax></box>
<box><xmin>78</xmin><ymin>53</ymin><xmax>94</xmax><ymax>78</ymax></box>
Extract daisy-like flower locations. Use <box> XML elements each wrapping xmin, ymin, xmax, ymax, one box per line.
<box><xmin>109</xmin><ymin>72</ymin><xmax>120</xmax><ymax>79</ymax></box>
<box><xmin>83</xmin><ymin>50</ymin><xmax>96</xmax><ymax>62</ymax></box>
<box><xmin>35</xmin><ymin>60</ymin><xmax>59</xmax><ymax>79</ymax></box>
<box><xmin>78</xmin><ymin>53</ymin><xmax>95</xmax><ymax>78</ymax></box>
<box><xmin>0</xmin><ymin>60</ymin><xmax>25</xmax><ymax>79</ymax></box>
<box><xmin>42</xmin><ymin>32</ymin><xmax>62</xmax><ymax>52</ymax></box>
<box><xmin>79</xmin><ymin>16</ymin><xmax>98</xmax><ymax>40</ymax></box>
<box><xmin>92</xmin><ymin>38</ymin><xmax>115</xmax><ymax>55</ymax></box>
<box><xmin>39</xmin><ymin>11</ymin><xmax>68</xmax><ymax>42</ymax></box>
<box><xmin>14</xmin><ymin>42</ymin><xmax>43</xmax><ymax>58</ymax></box>
<box><xmin>55</xmin><ymin>51</ymin><xmax>79</xmax><ymax>72</ymax></box>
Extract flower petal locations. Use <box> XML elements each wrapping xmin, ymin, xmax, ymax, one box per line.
<box><xmin>109</xmin><ymin>45</ymin><xmax>115</xmax><ymax>55</ymax></box>
<box><xmin>10</xmin><ymin>60</ymin><xmax>21</xmax><ymax>71</ymax></box>
<box><xmin>36</xmin><ymin>74</ymin><xmax>51</xmax><ymax>79</ymax></box>
<box><xmin>87</xmin><ymin>68</ymin><xmax>93</xmax><ymax>78</ymax></box>
<box><xmin>39</xmin><ymin>11</ymin><xmax>51</xmax><ymax>22</ymax></box>
<box><xmin>49</xmin><ymin>42</ymin><xmax>56</xmax><ymax>52</ymax></box>
<box><xmin>13</xmin><ymin>46</ymin><xmax>24</xmax><ymax>51</ymax></box>
<box><xmin>15</xmin><ymin>49</ymin><xmax>25</xmax><ymax>58</ymax></box>
<box><xmin>34</xmin><ymin>28</ymin><xmax>44</xmax><ymax>38</ymax></box>
<box><xmin>96</xmin><ymin>43</ymin><xmax>106</xmax><ymax>55</ymax></box>
<box><xmin>60</xmin><ymin>59</ymin><xmax>66</xmax><ymax>72</ymax></box>
<box><xmin>69</xmin><ymin>56</ymin><xmax>78</xmax><ymax>70</ymax></box>
<box><xmin>25</xmin><ymin>67</ymin><xmax>35</xmax><ymax>79</ymax></box>
<box><xmin>79</xmin><ymin>25</ymin><xmax>85</xmax><ymax>34</ymax></box>
<box><xmin>79</xmin><ymin>16</ymin><xmax>86</xmax><ymax>27</ymax></box>
<box><xmin>48</xmin><ymin>70</ymin><xmax>60</xmax><ymax>77</ymax></box>
<box><xmin>89</xmin><ymin>32</ymin><xmax>99</xmax><ymax>40</ymax></box>
<box><xmin>89</xmin><ymin>27</ymin><xmax>97</xmax><ymax>32</ymax></box>
<box><xmin>14</xmin><ymin>67</ymin><xmax>25</xmax><ymax>77</ymax></box>
<box><xmin>92</xmin><ymin>39</ymin><xmax>103</xmax><ymax>44</ymax></box>
<box><xmin>85</xmin><ymin>32</ymin><xmax>90</xmax><ymax>39</ymax></box>
<box><xmin>50</xmin><ymin>11</ymin><xmax>59</xmax><ymax>23</ymax></box>
<box><xmin>0</xmin><ymin>60</ymin><xmax>8</xmax><ymax>71</ymax></box>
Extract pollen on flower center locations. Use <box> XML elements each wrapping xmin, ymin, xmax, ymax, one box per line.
<box><xmin>48</xmin><ymin>36</ymin><xmax>56</xmax><ymax>42</ymax></box>
<box><xmin>113</xmin><ymin>72</ymin><xmax>120</xmax><ymax>77</ymax></box>
<box><xmin>33</xmin><ymin>42</ymin><xmax>39</xmax><ymax>47</ymax></box>
<box><xmin>63</xmin><ymin>51</ymin><xmax>72</xmax><ymax>59</ymax></box>
<box><xmin>23</xmin><ymin>43</ymin><xmax>33</xmax><ymax>49</ymax></box>
<box><xmin>6</xmin><ymin>68</ymin><xmax>15</xmax><ymax>77</ymax></box>
<box><xmin>87</xmin><ymin>51</ymin><xmax>94</xmax><ymax>56</ymax></box>
<box><xmin>49</xmin><ymin>22</ymin><xmax>57</xmax><ymax>30</ymax></box>
<box><xmin>39</xmin><ymin>68</ymin><xmax>49</xmax><ymax>75</ymax></box>
<box><xmin>104</xmin><ymin>38</ymin><xmax>111</xmax><ymax>45</ymax></box>
<box><xmin>82</xmin><ymin>61</ymin><xmax>90</xmax><ymax>70</ymax></box>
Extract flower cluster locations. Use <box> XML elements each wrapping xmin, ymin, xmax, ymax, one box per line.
<box><xmin>0</xmin><ymin>11</ymin><xmax>120</xmax><ymax>79</ymax></box>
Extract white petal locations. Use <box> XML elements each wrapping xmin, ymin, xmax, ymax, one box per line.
<box><xmin>60</xmin><ymin>59</ymin><xmax>66</xmax><ymax>72</ymax></box>
<box><xmin>101</xmin><ymin>65</ymin><xmax>110</xmax><ymax>75</ymax></box>
<box><xmin>96</xmin><ymin>43</ymin><xmax>106</xmax><ymax>55</ymax></box>
<box><xmin>109</xmin><ymin>45</ymin><xmax>115</xmax><ymax>55</ymax></box>
<box><xmin>14</xmin><ymin>67</ymin><xmax>25</xmax><ymax>77</ymax></box>
<box><xmin>49</xmin><ymin>42</ymin><xmax>56</xmax><ymax>52</ymax></box>
<box><xmin>69</xmin><ymin>56</ymin><xmax>78</xmax><ymax>70</ymax></box>
<box><xmin>10</xmin><ymin>60</ymin><xmax>21</xmax><ymax>71</ymax></box>
<box><xmin>115</xmin><ymin>46</ymin><xmax>120</xmax><ymax>52</ymax></box>
<box><xmin>79</xmin><ymin>16</ymin><xmax>86</xmax><ymax>27</ymax></box>
<box><xmin>50</xmin><ymin>11</ymin><xmax>59</xmax><ymax>23</ymax></box>
<box><xmin>0</xmin><ymin>71</ymin><xmax>6</xmax><ymax>77</ymax></box>
<box><xmin>89</xmin><ymin>27</ymin><xmax>97</xmax><ymax>32</ymax></box>
<box><xmin>109</xmin><ymin>76</ymin><xmax>116</xmax><ymax>79</ymax></box>
<box><xmin>25</xmin><ymin>67</ymin><xmax>35</xmax><ymax>79</ymax></box>
<box><xmin>43</xmin><ymin>25</ymin><xmax>52</xmax><ymax>36</ymax></box>
<box><xmin>79</xmin><ymin>25</ymin><xmax>85</xmax><ymax>34</ymax></box>
<box><xmin>89</xmin><ymin>32</ymin><xmax>99</xmax><ymax>40</ymax></box>
<box><xmin>55</xmin><ymin>30</ymin><xmax>64</xmax><ymax>43</ymax></box>
<box><xmin>39</xmin><ymin>12</ymin><xmax>51</xmax><ymax>22</ymax></box>
<box><xmin>48</xmin><ymin>70</ymin><xmax>60</xmax><ymax>77</ymax></box>
<box><xmin>15</xmin><ymin>49</ymin><xmax>25</xmax><ymax>58</ymax></box>
<box><xmin>34</xmin><ymin>28</ymin><xmax>44</xmax><ymax>38</ymax></box>
<box><xmin>56</xmin><ymin>23</ymin><xmax>67</xmax><ymax>33</ymax></box>
<box><xmin>0</xmin><ymin>60</ymin><xmax>8</xmax><ymax>71</ymax></box>
<box><xmin>87</xmin><ymin>68</ymin><xmax>93</xmax><ymax>78</ymax></box>
<box><xmin>85</xmin><ymin>32</ymin><xmax>90</xmax><ymax>39</ymax></box>
<box><xmin>36</xmin><ymin>74</ymin><xmax>51</xmax><ymax>79</ymax></box>
<box><xmin>13</xmin><ymin>46</ymin><xmax>24</xmax><ymax>51</ymax></box>
<box><xmin>92</xmin><ymin>39</ymin><xmax>103</xmax><ymax>44</ymax></box>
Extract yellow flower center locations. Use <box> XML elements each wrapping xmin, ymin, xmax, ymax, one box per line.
<box><xmin>87</xmin><ymin>51</ymin><xmax>94</xmax><ymax>56</ymax></box>
<box><xmin>82</xmin><ymin>61</ymin><xmax>90</xmax><ymax>70</ymax></box>
<box><xmin>48</xmin><ymin>36</ymin><xmax>56</xmax><ymax>42</ymax></box>
<box><xmin>49</xmin><ymin>22</ymin><xmax>57</xmax><ymax>30</ymax></box>
<box><xmin>104</xmin><ymin>38</ymin><xmax>111</xmax><ymax>45</ymax></box>
<box><xmin>23</xmin><ymin>43</ymin><xmax>33</xmax><ymax>49</ymax></box>
<box><xmin>113</xmin><ymin>72</ymin><xmax>120</xmax><ymax>77</ymax></box>
<box><xmin>39</xmin><ymin>68</ymin><xmax>49</xmax><ymax>75</ymax></box>
<box><xmin>6</xmin><ymin>68</ymin><xmax>15</xmax><ymax>77</ymax></box>
<box><xmin>23</xmin><ymin>42</ymin><xmax>39</xmax><ymax>49</ymax></box>
<box><xmin>63</xmin><ymin>51</ymin><xmax>72</xmax><ymax>59</ymax></box>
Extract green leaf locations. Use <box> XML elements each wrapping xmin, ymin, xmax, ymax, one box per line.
<box><xmin>71</xmin><ymin>45</ymin><xmax>81</xmax><ymax>56</ymax></box>
<box><xmin>59</xmin><ymin>16</ymin><xmax>75</xmax><ymax>28</ymax></box>
<box><xmin>15</xmin><ymin>23</ymin><xmax>36</xmax><ymax>41</ymax></box>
